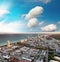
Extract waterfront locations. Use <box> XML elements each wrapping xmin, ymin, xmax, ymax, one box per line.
<box><xmin>0</xmin><ymin>34</ymin><xmax>37</xmax><ymax>46</ymax></box>
<box><xmin>0</xmin><ymin>34</ymin><xmax>60</xmax><ymax>62</ymax></box>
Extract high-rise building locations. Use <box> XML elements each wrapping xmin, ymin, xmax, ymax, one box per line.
<box><xmin>7</xmin><ymin>40</ymin><xmax>11</xmax><ymax>48</ymax></box>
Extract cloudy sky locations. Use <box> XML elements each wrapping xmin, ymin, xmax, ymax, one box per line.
<box><xmin>0</xmin><ymin>0</ymin><xmax>60</xmax><ymax>33</ymax></box>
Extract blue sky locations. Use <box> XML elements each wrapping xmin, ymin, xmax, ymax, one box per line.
<box><xmin>0</xmin><ymin>0</ymin><xmax>60</xmax><ymax>33</ymax></box>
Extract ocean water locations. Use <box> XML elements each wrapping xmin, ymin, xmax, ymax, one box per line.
<box><xmin>0</xmin><ymin>34</ymin><xmax>38</xmax><ymax>46</ymax></box>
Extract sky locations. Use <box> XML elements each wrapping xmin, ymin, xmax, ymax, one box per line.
<box><xmin>0</xmin><ymin>0</ymin><xmax>60</xmax><ymax>33</ymax></box>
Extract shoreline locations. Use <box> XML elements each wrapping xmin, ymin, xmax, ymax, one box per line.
<box><xmin>0</xmin><ymin>38</ymin><xmax>27</xmax><ymax>47</ymax></box>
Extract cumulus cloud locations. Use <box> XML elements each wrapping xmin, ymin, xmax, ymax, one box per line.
<box><xmin>25</xmin><ymin>6</ymin><xmax>44</xmax><ymax>28</ymax></box>
<box><xmin>25</xmin><ymin>6</ymin><xmax>43</xmax><ymax>20</ymax></box>
<box><xmin>41</xmin><ymin>24</ymin><xmax>57</xmax><ymax>32</ymax></box>
<box><xmin>0</xmin><ymin>21</ymin><xmax>23</xmax><ymax>33</ymax></box>
<box><xmin>24</xmin><ymin>6</ymin><xmax>44</xmax><ymax>29</ymax></box>
<box><xmin>27</xmin><ymin>18</ymin><xmax>38</xmax><ymax>28</ymax></box>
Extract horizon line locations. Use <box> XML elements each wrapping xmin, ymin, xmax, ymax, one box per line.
<box><xmin>0</xmin><ymin>32</ymin><xmax>60</xmax><ymax>34</ymax></box>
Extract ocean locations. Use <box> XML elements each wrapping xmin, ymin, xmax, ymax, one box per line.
<box><xmin>0</xmin><ymin>34</ymin><xmax>38</xmax><ymax>46</ymax></box>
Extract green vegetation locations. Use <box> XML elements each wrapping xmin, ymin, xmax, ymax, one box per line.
<box><xmin>48</xmin><ymin>48</ymin><xmax>55</xmax><ymax>62</ymax></box>
<box><xmin>48</xmin><ymin>52</ymin><xmax>54</xmax><ymax>61</ymax></box>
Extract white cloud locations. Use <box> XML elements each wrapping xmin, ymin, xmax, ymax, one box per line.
<box><xmin>27</xmin><ymin>18</ymin><xmax>38</xmax><ymax>28</ymax></box>
<box><xmin>41</xmin><ymin>24</ymin><xmax>57</xmax><ymax>32</ymax></box>
<box><xmin>57</xmin><ymin>21</ymin><xmax>60</xmax><ymax>24</ymax></box>
<box><xmin>0</xmin><ymin>21</ymin><xmax>23</xmax><ymax>33</ymax></box>
<box><xmin>25</xmin><ymin>6</ymin><xmax>43</xmax><ymax>20</ymax></box>
<box><xmin>23</xmin><ymin>0</ymin><xmax>51</xmax><ymax>4</ymax></box>
<box><xmin>25</xmin><ymin>6</ymin><xmax>44</xmax><ymax>29</ymax></box>
<box><xmin>0</xmin><ymin>3</ymin><xmax>10</xmax><ymax>18</ymax></box>
<box><xmin>40</xmin><ymin>0</ymin><xmax>51</xmax><ymax>4</ymax></box>
<box><xmin>39</xmin><ymin>21</ymin><xmax>44</xmax><ymax>26</ymax></box>
<box><xmin>0</xmin><ymin>8</ymin><xmax>9</xmax><ymax>17</ymax></box>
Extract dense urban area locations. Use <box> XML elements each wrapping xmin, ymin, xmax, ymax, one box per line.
<box><xmin>0</xmin><ymin>34</ymin><xmax>60</xmax><ymax>62</ymax></box>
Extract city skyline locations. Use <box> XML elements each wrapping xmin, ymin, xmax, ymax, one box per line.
<box><xmin>0</xmin><ymin>0</ymin><xmax>60</xmax><ymax>33</ymax></box>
